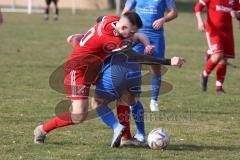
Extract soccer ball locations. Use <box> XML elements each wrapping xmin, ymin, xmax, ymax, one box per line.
<box><xmin>147</xmin><ymin>128</ymin><xmax>170</xmax><ymax>150</ymax></box>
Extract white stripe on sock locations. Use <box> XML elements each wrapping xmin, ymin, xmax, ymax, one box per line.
<box><xmin>216</xmin><ymin>81</ymin><xmax>223</xmax><ymax>87</ymax></box>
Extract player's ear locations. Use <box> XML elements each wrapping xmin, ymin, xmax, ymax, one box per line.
<box><xmin>96</xmin><ymin>16</ymin><xmax>104</xmax><ymax>23</ymax></box>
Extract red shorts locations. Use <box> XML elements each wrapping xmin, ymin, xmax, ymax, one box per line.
<box><xmin>205</xmin><ymin>29</ymin><xmax>235</xmax><ymax>58</ymax></box>
<box><xmin>64</xmin><ymin>69</ymin><xmax>91</xmax><ymax>100</ymax></box>
<box><xmin>64</xmin><ymin>54</ymin><xmax>103</xmax><ymax>100</ymax></box>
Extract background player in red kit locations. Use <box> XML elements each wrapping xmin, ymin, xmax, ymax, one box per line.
<box><xmin>34</xmin><ymin>12</ymin><xmax>145</xmax><ymax>146</ymax></box>
<box><xmin>195</xmin><ymin>0</ymin><xmax>240</xmax><ymax>94</ymax></box>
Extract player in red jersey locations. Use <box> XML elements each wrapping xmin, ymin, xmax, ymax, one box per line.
<box><xmin>33</xmin><ymin>12</ymin><xmax>145</xmax><ymax>146</ymax></box>
<box><xmin>195</xmin><ymin>0</ymin><xmax>240</xmax><ymax>94</ymax></box>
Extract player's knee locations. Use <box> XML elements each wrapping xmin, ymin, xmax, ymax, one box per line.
<box><xmin>92</xmin><ymin>96</ymin><xmax>109</xmax><ymax>109</ymax></box>
<box><xmin>219</xmin><ymin>58</ymin><xmax>227</xmax><ymax>65</ymax></box>
<box><xmin>211</xmin><ymin>53</ymin><xmax>223</xmax><ymax>63</ymax></box>
<box><xmin>71</xmin><ymin>113</ymin><xmax>87</xmax><ymax>124</ymax></box>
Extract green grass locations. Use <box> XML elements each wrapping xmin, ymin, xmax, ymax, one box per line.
<box><xmin>0</xmin><ymin>9</ymin><xmax>240</xmax><ymax>160</ymax></box>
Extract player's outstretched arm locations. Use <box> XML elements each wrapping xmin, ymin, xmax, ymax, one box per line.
<box><xmin>114</xmin><ymin>47</ymin><xmax>184</xmax><ymax>67</ymax></box>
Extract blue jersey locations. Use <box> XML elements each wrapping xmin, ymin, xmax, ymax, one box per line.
<box><xmin>125</xmin><ymin>0</ymin><xmax>176</xmax><ymax>34</ymax></box>
<box><xmin>95</xmin><ymin>53</ymin><xmax>141</xmax><ymax>101</ymax></box>
<box><xmin>125</xmin><ymin>0</ymin><xmax>176</xmax><ymax>58</ymax></box>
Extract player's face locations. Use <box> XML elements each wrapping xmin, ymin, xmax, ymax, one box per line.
<box><xmin>117</xmin><ymin>17</ymin><xmax>138</xmax><ymax>38</ymax></box>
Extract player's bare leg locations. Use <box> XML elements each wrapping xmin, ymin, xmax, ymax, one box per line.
<box><xmin>34</xmin><ymin>99</ymin><xmax>88</xmax><ymax>144</ymax></box>
<box><xmin>201</xmin><ymin>52</ymin><xmax>223</xmax><ymax>92</ymax></box>
<box><xmin>149</xmin><ymin>64</ymin><xmax>162</xmax><ymax>112</ymax></box>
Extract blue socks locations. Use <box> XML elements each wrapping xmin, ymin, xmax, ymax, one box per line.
<box><xmin>96</xmin><ymin>105</ymin><xmax>120</xmax><ymax>131</ymax></box>
<box><xmin>130</xmin><ymin>100</ymin><xmax>145</xmax><ymax>141</ymax></box>
<box><xmin>151</xmin><ymin>74</ymin><xmax>162</xmax><ymax>101</ymax></box>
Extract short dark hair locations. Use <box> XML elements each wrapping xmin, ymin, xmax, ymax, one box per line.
<box><xmin>122</xmin><ymin>11</ymin><xmax>143</xmax><ymax>29</ymax></box>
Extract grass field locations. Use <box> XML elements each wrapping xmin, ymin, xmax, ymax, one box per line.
<box><xmin>1</xmin><ymin>7</ymin><xmax>240</xmax><ymax>160</ymax></box>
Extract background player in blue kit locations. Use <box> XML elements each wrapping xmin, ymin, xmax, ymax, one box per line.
<box><xmin>122</xmin><ymin>0</ymin><xmax>178</xmax><ymax>112</ymax></box>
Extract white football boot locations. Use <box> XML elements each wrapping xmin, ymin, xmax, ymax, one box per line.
<box><xmin>34</xmin><ymin>125</ymin><xmax>46</xmax><ymax>144</ymax></box>
<box><xmin>150</xmin><ymin>100</ymin><xmax>160</xmax><ymax>112</ymax></box>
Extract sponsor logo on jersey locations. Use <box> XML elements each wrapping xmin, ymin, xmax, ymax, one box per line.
<box><xmin>216</xmin><ymin>5</ymin><xmax>232</xmax><ymax>12</ymax></box>
<box><xmin>76</xmin><ymin>85</ymin><xmax>89</xmax><ymax>96</ymax></box>
<box><xmin>211</xmin><ymin>44</ymin><xmax>218</xmax><ymax>52</ymax></box>
<box><xmin>139</xmin><ymin>6</ymin><xmax>158</xmax><ymax>14</ymax></box>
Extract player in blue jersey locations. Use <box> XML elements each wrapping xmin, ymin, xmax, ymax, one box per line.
<box><xmin>122</xmin><ymin>0</ymin><xmax>178</xmax><ymax>112</ymax></box>
<box><xmin>92</xmin><ymin>46</ymin><xmax>184</xmax><ymax>147</ymax></box>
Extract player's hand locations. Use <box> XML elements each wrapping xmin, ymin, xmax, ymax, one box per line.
<box><xmin>171</xmin><ymin>57</ymin><xmax>185</xmax><ymax>67</ymax></box>
<box><xmin>144</xmin><ymin>45</ymin><xmax>155</xmax><ymax>55</ymax></box>
<box><xmin>230</xmin><ymin>11</ymin><xmax>236</xmax><ymax>18</ymax></box>
<box><xmin>198</xmin><ymin>21</ymin><xmax>205</xmax><ymax>32</ymax></box>
<box><xmin>152</xmin><ymin>17</ymin><xmax>166</xmax><ymax>30</ymax></box>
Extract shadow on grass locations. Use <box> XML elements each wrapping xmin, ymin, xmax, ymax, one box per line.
<box><xmin>168</xmin><ymin>144</ymin><xmax>240</xmax><ymax>151</ymax></box>
<box><xmin>49</xmin><ymin>141</ymin><xmax>88</xmax><ymax>146</ymax></box>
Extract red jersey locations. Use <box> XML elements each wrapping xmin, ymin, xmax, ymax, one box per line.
<box><xmin>64</xmin><ymin>16</ymin><xmax>126</xmax><ymax>99</ymax></box>
<box><xmin>70</xmin><ymin>16</ymin><xmax>123</xmax><ymax>60</ymax></box>
<box><xmin>195</xmin><ymin>0</ymin><xmax>236</xmax><ymax>30</ymax></box>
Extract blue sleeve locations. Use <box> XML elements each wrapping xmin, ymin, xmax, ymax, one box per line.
<box><xmin>165</xmin><ymin>0</ymin><xmax>176</xmax><ymax>10</ymax></box>
<box><xmin>125</xmin><ymin>0</ymin><xmax>137</xmax><ymax>10</ymax></box>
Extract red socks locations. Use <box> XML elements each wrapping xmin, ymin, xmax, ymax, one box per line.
<box><xmin>203</xmin><ymin>59</ymin><xmax>218</xmax><ymax>77</ymax></box>
<box><xmin>203</xmin><ymin>58</ymin><xmax>227</xmax><ymax>90</ymax></box>
<box><xmin>43</xmin><ymin>113</ymin><xmax>74</xmax><ymax>133</ymax></box>
<box><xmin>117</xmin><ymin>105</ymin><xmax>131</xmax><ymax>139</ymax></box>
<box><xmin>216</xmin><ymin>63</ymin><xmax>227</xmax><ymax>90</ymax></box>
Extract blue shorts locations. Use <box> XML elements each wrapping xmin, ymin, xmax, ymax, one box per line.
<box><xmin>133</xmin><ymin>32</ymin><xmax>165</xmax><ymax>58</ymax></box>
<box><xmin>95</xmin><ymin>53</ymin><xmax>141</xmax><ymax>101</ymax></box>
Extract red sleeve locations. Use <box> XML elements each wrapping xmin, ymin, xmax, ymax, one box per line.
<box><xmin>194</xmin><ymin>0</ymin><xmax>209</xmax><ymax>13</ymax></box>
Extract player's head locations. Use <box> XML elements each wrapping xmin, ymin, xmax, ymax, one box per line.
<box><xmin>116</xmin><ymin>11</ymin><xmax>142</xmax><ymax>38</ymax></box>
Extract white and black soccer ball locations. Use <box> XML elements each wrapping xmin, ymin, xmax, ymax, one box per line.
<box><xmin>147</xmin><ymin>128</ymin><xmax>170</xmax><ymax>150</ymax></box>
